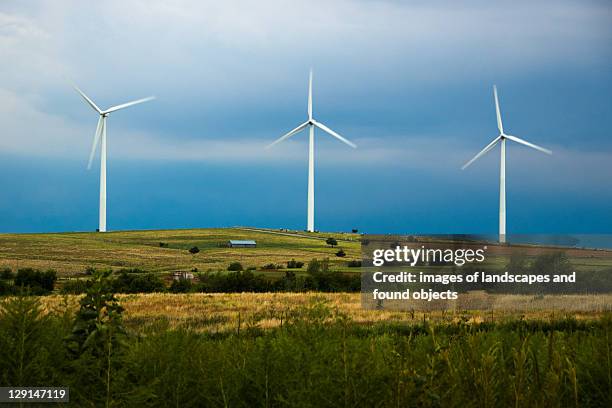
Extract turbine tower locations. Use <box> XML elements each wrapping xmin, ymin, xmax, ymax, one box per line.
<box><xmin>267</xmin><ymin>70</ymin><xmax>356</xmax><ymax>232</ymax></box>
<box><xmin>462</xmin><ymin>85</ymin><xmax>551</xmax><ymax>243</ymax></box>
<box><xmin>73</xmin><ymin>85</ymin><xmax>154</xmax><ymax>232</ymax></box>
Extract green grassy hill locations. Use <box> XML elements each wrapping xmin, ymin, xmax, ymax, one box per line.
<box><xmin>0</xmin><ymin>227</ymin><xmax>361</xmax><ymax>277</ymax></box>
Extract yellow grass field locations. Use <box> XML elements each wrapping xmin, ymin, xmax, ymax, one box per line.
<box><xmin>34</xmin><ymin>292</ymin><xmax>612</xmax><ymax>334</ymax></box>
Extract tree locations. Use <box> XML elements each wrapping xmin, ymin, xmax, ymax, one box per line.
<box><xmin>65</xmin><ymin>270</ymin><xmax>127</xmax><ymax>406</ymax></box>
<box><xmin>189</xmin><ymin>246</ymin><xmax>200</xmax><ymax>254</ymax></box>
<box><xmin>170</xmin><ymin>278</ymin><xmax>193</xmax><ymax>293</ymax></box>
<box><xmin>228</xmin><ymin>262</ymin><xmax>243</xmax><ymax>271</ymax></box>
<box><xmin>111</xmin><ymin>272</ymin><xmax>165</xmax><ymax>293</ymax></box>
<box><xmin>287</xmin><ymin>259</ymin><xmax>304</xmax><ymax>269</ymax></box>
<box><xmin>506</xmin><ymin>251</ymin><xmax>528</xmax><ymax>274</ymax></box>
<box><xmin>14</xmin><ymin>268</ymin><xmax>57</xmax><ymax>295</ymax></box>
<box><xmin>0</xmin><ymin>268</ymin><xmax>13</xmax><ymax>280</ymax></box>
<box><xmin>0</xmin><ymin>294</ymin><xmax>58</xmax><ymax>385</ymax></box>
<box><xmin>326</xmin><ymin>237</ymin><xmax>338</xmax><ymax>248</ymax></box>
<box><xmin>335</xmin><ymin>249</ymin><xmax>346</xmax><ymax>257</ymax></box>
<box><xmin>307</xmin><ymin>258</ymin><xmax>330</xmax><ymax>275</ymax></box>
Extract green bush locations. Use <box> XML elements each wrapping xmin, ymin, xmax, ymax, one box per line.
<box><xmin>0</xmin><ymin>294</ymin><xmax>67</xmax><ymax>386</ymax></box>
<box><xmin>111</xmin><ymin>272</ymin><xmax>166</xmax><ymax>293</ymax></box>
<box><xmin>325</xmin><ymin>237</ymin><xmax>338</xmax><ymax>247</ymax></box>
<box><xmin>262</xmin><ymin>263</ymin><xmax>278</xmax><ymax>270</ymax></box>
<box><xmin>0</xmin><ymin>268</ymin><xmax>13</xmax><ymax>280</ymax></box>
<box><xmin>13</xmin><ymin>268</ymin><xmax>57</xmax><ymax>295</ymax></box>
<box><xmin>287</xmin><ymin>259</ymin><xmax>304</xmax><ymax>269</ymax></box>
<box><xmin>170</xmin><ymin>278</ymin><xmax>193</xmax><ymax>293</ymax></box>
<box><xmin>60</xmin><ymin>279</ymin><xmax>91</xmax><ymax>295</ymax></box>
<box><xmin>197</xmin><ymin>270</ymin><xmax>270</xmax><ymax>293</ymax></box>
<box><xmin>227</xmin><ymin>262</ymin><xmax>243</xmax><ymax>271</ymax></box>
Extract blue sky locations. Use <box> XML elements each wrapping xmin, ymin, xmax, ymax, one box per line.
<box><xmin>0</xmin><ymin>0</ymin><xmax>611</xmax><ymax>234</ymax></box>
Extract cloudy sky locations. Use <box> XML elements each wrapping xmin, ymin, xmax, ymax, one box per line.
<box><xmin>0</xmin><ymin>0</ymin><xmax>611</xmax><ymax>234</ymax></box>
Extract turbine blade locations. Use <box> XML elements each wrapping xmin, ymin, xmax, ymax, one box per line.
<box><xmin>87</xmin><ymin>116</ymin><xmax>104</xmax><ymax>170</ymax></box>
<box><xmin>313</xmin><ymin>120</ymin><xmax>357</xmax><ymax>148</ymax></box>
<box><xmin>73</xmin><ymin>85</ymin><xmax>102</xmax><ymax>114</ymax></box>
<box><xmin>461</xmin><ymin>136</ymin><xmax>501</xmax><ymax>170</ymax></box>
<box><xmin>308</xmin><ymin>69</ymin><xmax>313</xmax><ymax>120</ymax></box>
<box><xmin>494</xmin><ymin>85</ymin><xmax>503</xmax><ymax>134</ymax></box>
<box><xmin>103</xmin><ymin>96</ymin><xmax>155</xmax><ymax>114</ymax></box>
<box><xmin>266</xmin><ymin>121</ymin><xmax>310</xmax><ymax>149</ymax></box>
<box><xmin>505</xmin><ymin>134</ymin><xmax>552</xmax><ymax>155</ymax></box>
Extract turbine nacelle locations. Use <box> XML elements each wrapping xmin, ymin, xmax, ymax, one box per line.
<box><xmin>461</xmin><ymin>85</ymin><xmax>551</xmax><ymax>171</ymax></box>
<box><xmin>266</xmin><ymin>71</ymin><xmax>356</xmax><ymax>150</ymax></box>
<box><xmin>73</xmin><ymin>85</ymin><xmax>155</xmax><ymax>170</ymax></box>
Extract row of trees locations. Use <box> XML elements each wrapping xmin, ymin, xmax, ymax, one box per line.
<box><xmin>59</xmin><ymin>258</ymin><xmax>361</xmax><ymax>295</ymax></box>
<box><xmin>0</xmin><ymin>268</ymin><xmax>57</xmax><ymax>295</ymax></box>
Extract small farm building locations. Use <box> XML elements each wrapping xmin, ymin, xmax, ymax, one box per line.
<box><xmin>228</xmin><ymin>240</ymin><xmax>257</xmax><ymax>248</ymax></box>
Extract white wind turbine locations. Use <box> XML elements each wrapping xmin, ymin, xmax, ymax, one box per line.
<box><xmin>461</xmin><ymin>85</ymin><xmax>552</xmax><ymax>243</ymax></box>
<box><xmin>73</xmin><ymin>85</ymin><xmax>155</xmax><ymax>232</ymax></box>
<box><xmin>267</xmin><ymin>70</ymin><xmax>356</xmax><ymax>232</ymax></box>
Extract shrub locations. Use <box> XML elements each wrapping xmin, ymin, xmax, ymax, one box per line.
<box><xmin>307</xmin><ymin>258</ymin><xmax>329</xmax><ymax>275</ymax></box>
<box><xmin>227</xmin><ymin>262</ymin><xmax>243</xmax><ymax>271</ymax></box>
<box><xmin>189</xmin><ymin>246</ymin><xmax>200</xmax><ymax>254</ymax></box>
<box><xmin>0</xmin><ymin>268</ymin><xmax>13</xmax><ymax>280</ymax></box>
<box><xmin>0</xmin><ymin>280</ymin><xmax>11</xmax><ymax>295</ymax></box>
<box><xmin>197</xmin><ymin>270</ymin><xmax>270</xmax><ymax>293</ymax></box>
<box><xmin>84</xmin><ymin>266</ymin><xmax>96</xmax><ymax>275</ymax></box>
<box><xmin>116</xmin><ymin>268</ymin><xmax>147</xmax><ymax>274</ymax></box>
<box><xmin>0</xmin><ymin>294</ymin><xmax>65</xmax><ymax>386</ymax></box>
<box><xmin>325</xmin><ymin>237</ymin><xmax>338</xmax><ymax>247</ymax></box>
<box><xmin>112</xmin><ymin>272</ymin><xmax>166</xmax><ymax>293</ymax></box>
<box><xmin>262</xmin><ymin>263</ymin><xmax>277</xmax><ymax>270</ymax></box>
<box><xmin>159</xmin><ymin>242</ymin><xmax>169</xmax><ymax>248</ymax></box>
<box><xmin>246</xmin><ymin>266</ymin><xmax>256</xmax><ymax>271</ymax></box>
<box><xmin>64</xmin><ymin>270</ymin><xmax>127</xmax><ymax>406</ymax></box>
<box><xmin>170</xmin><ymin>278</ymin><xmax>193</xmax><ymax>293</ymax></box>
<box><xmin>347</xmin><ymin>260</ymin><xmax>362</xmax><ymax>268</ymax></box>
<box><xmin>61</xmin><ymin>279</ymin><xmax>91</xmax><ymax>294</ymax></box>
<box><xmin>335</xmin><ymin>249</ymin><xmax>346</xmax><ymax>257</ymax></box>
<box><xmin>287</xmin><ymin>259</ymin><xmax>304</xmax><ymax>269</ymax></box>
<box><xmin>14</xmin><ymin>268</ymin><xmax>57</xmax><ymax>295</ymax></box>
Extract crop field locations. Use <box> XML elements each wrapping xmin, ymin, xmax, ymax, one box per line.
<box><xmin>0</xmin><ymin>227</ymin><xmax>360</xmax><ymax>276</ymax></box>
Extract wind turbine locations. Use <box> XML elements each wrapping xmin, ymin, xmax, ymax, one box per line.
<box><xmin>267</xmin><ymin>70</ymin><xmax>356</xmax><ymax>232</ymax></box>
<box><xmin>461</xmin><ymin>85</ymin><xmax>551</xmax><ymax>243</ymax></box>
<box><xmin>73</xmin><ymin>85</ymin><xmax>155</xmax><ymax>232</ymax></box>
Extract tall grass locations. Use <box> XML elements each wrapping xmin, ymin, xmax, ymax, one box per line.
<box><xmin>0</xmin><ymin>294</ymin><xmax>611</xmax><ymax>407</ymax></box>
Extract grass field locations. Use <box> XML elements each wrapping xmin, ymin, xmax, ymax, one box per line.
<box><xmin>0</xmin><ymin>227</ymin><xmax>360</xmax><ymax>276</ymax></box>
